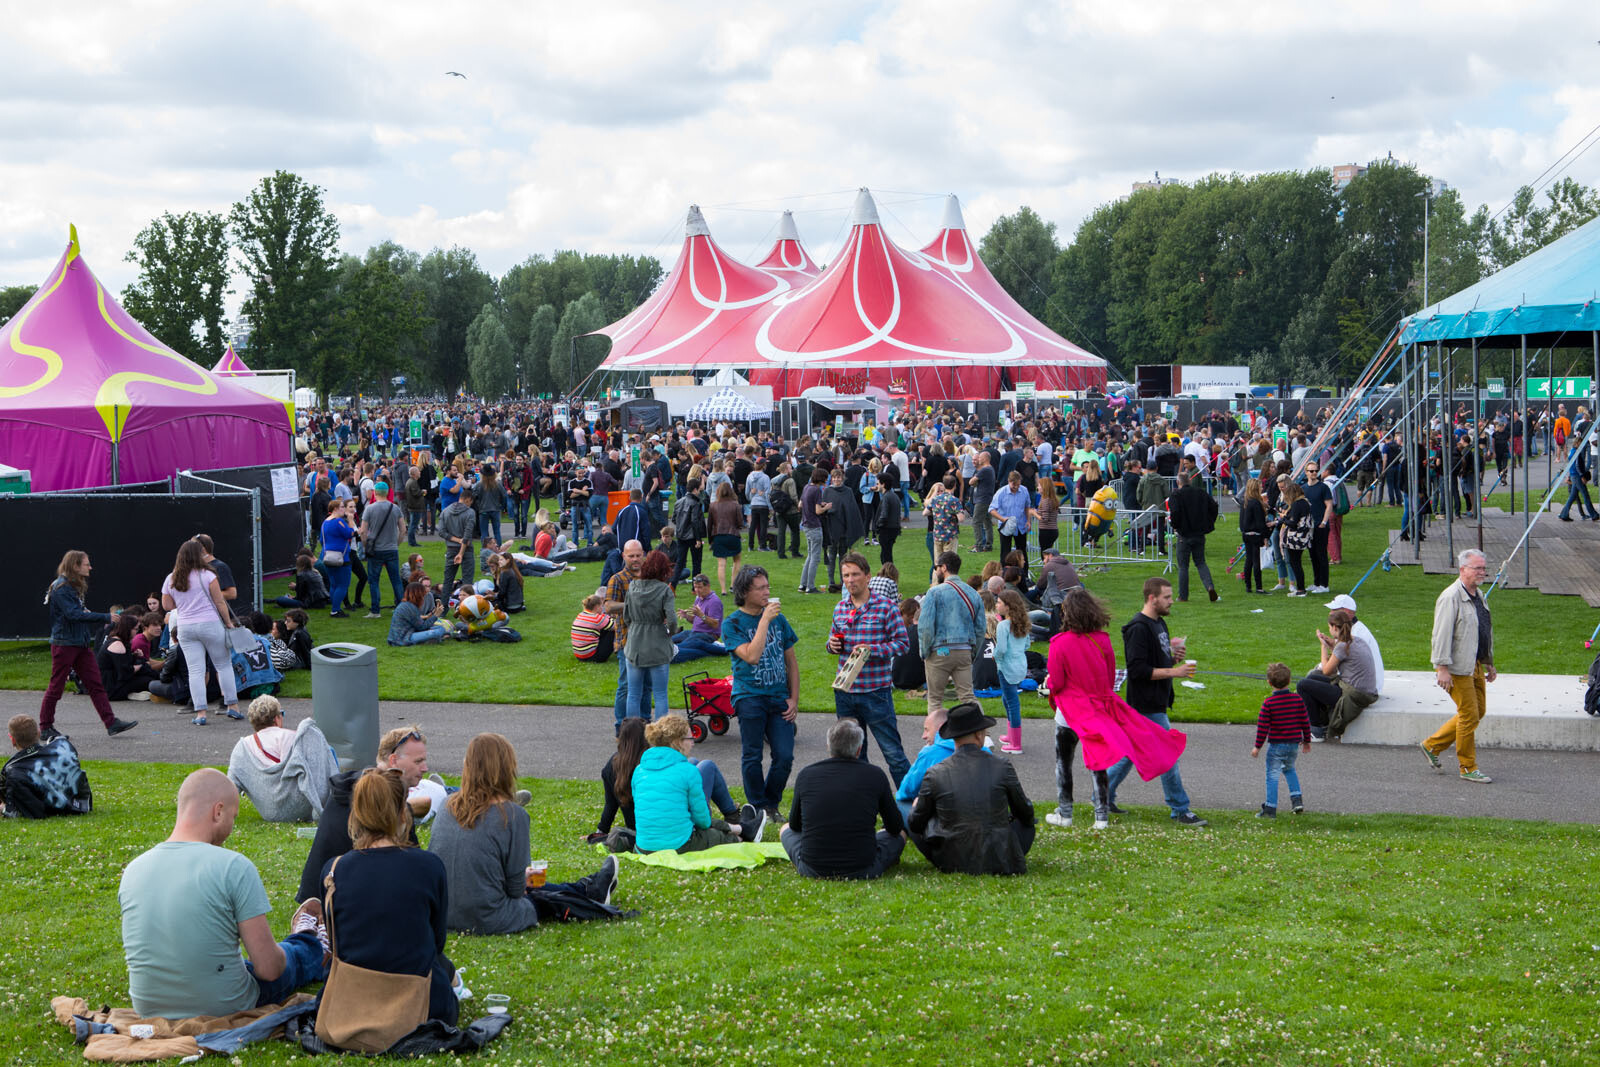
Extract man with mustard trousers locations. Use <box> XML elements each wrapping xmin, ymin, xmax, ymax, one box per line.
<box><xmin>1422</xmin><ymin>549</ymin><xmax>1495</xmax><ymax>783</ymax></box>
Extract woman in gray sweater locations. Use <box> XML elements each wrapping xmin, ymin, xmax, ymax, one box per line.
<box><xmin>427</xmin><ymin>733</ymin><xmax>622</xmax><ymax>933</ymax></box>
<box><xmin>623</xmin><ymin>550</ymin><xmax>678</xmax><ymax>722</ymax></box>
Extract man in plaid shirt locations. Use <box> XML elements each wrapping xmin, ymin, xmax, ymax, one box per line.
<box><xmin>828</xmin><ymin>552</ymin><xmax>911</xmax><ymax>785</ymax></box>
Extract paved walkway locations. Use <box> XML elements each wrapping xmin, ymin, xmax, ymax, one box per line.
<box><xmin>16</xmin><ymin>690</ymin><xmax>1597</xmax><ymax>825</ymax></box>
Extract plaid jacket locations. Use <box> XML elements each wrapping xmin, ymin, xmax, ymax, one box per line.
<box><xmin>830</xmin><ymin>592</ymin><xmax>909</xmax><ymax>693</ymax></box>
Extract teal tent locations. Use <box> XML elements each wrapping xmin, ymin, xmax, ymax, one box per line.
<box><xmin>1399</xmin><ymin>214</ymin><xmax>1600</xmax><ymax>346</ymax></box>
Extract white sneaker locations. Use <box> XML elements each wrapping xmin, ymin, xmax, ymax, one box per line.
<box><xmin>1092</xmin><ymin>818</ymin><xmax>1110</xmax><ymax>830</ymax></box>
<box><xmin>1044</xmin><ymin>811</ymin><xmax>1072</xmax><ymax>828</ymax></box>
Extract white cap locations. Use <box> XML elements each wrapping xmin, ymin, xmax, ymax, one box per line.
<box><xmin>1325</xmin><ymin>594</ymin><xmax>1357</xmax><ymax>612</ymax></box>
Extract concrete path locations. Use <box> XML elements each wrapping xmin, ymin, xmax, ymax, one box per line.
<box><xmin>14</xmin><ymin>689</ymin><xmax>1597</xmax><ymax>826</ymax></box>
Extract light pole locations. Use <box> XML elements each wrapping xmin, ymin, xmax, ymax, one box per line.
<box><xmin>1416</xmin><ymin>185</ymin><xmax>1432</xmax><ymax>309</ymax></box>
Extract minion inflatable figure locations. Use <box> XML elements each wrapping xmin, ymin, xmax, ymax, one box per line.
<box><xmin>1081</xmin><ymin>484</ymin><xmax>1120</xmax><ymax>546</ymax></box>
<box><xmin>455</xmin><ymin>592</ymin><xmax>508</xmax><ymax>636</ymax></box>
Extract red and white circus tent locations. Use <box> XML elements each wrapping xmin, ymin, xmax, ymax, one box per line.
<box><xmin>590</xmin><ymin>205</ymin><xmax>798</xmax><ymax>370</ymax></box>
<box><xmin>586</xmin><ymin>189</ymin><xmax>1107</xmax><ymax>400</ymax></box>
<box><xmin>754</xmin><ymin>210</ymin><xmax>821</xmax><ymax>282</ymax></box>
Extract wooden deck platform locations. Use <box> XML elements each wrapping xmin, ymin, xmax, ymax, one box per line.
<box><xmin>1386</xmin><ymin>507</ymin><xmax>1600</xmax><ymax>606</ymax></box>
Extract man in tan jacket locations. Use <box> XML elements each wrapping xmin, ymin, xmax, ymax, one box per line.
<box><xmin>1421</xmin><ymin>549</ymin><xmax>1496</xmax><ymax>783</ymax></box>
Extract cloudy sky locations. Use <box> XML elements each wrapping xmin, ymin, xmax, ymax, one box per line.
<box><xmin>3</xmin><ymin>0</ymin><xmax>1598</xmax><ymax>306</ymax></box>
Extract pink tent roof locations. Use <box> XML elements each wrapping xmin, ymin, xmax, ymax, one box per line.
<box><xmin>592</xmin><ymin>206</ymin><xmax>796</xmax><ymax>370</ymax></box>
<box><xmin>754</xmin><ymin>210</ymin><xmax>821</xmax><ymax>281</ymax></box>
<box><xmin>212</xmin><ymin>344</ymin><xmax>254</xmax><ymax>376</ymax></box>
<box><xmin>0</xmin><ymin>227</ymin><xmax>294</xmax><ymax>491</ymax></box>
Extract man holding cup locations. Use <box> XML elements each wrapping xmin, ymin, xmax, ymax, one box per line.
<box><xmin>828</xmin><ymin>553</ymin><xmax>911</xmax><ymax>786</ymax></box>
<box><xmin>722</xmin><ymin>565</ymin><xmax>799</xmax><ymax>822</ymax></box>
<box><xmin>1106</xmin><ymin>577</ymin><xmax>1209</xmax><ymax>827</ymax></box>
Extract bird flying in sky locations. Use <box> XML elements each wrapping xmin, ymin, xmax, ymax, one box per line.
<box><xmin>446</xmin><ymin>71</ymin><xmax>466</xmax><ymax>78</ymax></box>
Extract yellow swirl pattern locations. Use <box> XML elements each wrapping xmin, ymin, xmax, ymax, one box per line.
<box><xmin>92</xmin><ymin>281</ymin><xmax>217</xmax><ymax>441</ymax></box>
<box><xmin>0</xmin><ymin>227</ymin><xmax>75</xmax><ymax>398</ymax></box>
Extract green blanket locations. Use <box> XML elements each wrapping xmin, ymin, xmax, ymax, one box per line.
<box><xmin>599</xmin><ymin>841</ymin><xmax>792</xmax><ymax>870</ymax></box>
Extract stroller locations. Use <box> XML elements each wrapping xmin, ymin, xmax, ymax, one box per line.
<box><xmin>680</xmin><ymin>671</ymin><xmax>734</xmax><ymax>743</ymax></box>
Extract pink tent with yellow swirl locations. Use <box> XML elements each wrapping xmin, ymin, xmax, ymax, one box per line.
<box><xmin>212</xmin><ymin>344</ymin><xmax>254</xmax><ymax>376</ymax></box>
<box><xmin>0</xmin><ymin>227</ymin><xmax>294</xmax><ymax>491</ymax></box>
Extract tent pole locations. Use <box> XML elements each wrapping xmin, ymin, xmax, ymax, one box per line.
<box><xmin>1404</xmin><ymin>342</ymin><xmax>1419</xmax><ymax>557</ymax></box>
<box><xmin>1547</xmin><ymin>342</ymin><xmax>1554</xmax><ymax>494</ymax></box>
<box><xmin>1522</xmin><ymin>335</ymin><xmax>1530</xmax><ymax>585</ymax></box>
<box><xmin>1472</xmin><ymin>339</ymin><xmax>1482</xmax><ymax>551</ymax></box>
<box><xmin>1445</xmin><ymin>344</ymin><xmax>1454</xmax><ymax>561</ymax></box>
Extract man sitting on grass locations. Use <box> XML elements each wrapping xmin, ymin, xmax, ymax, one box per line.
<box><xmin>119</xmin><ymin>768</ymin><xmax>329</xmax><ymax>1018</ymax></box>
<box><xmin>781</xmin><ymin>718</ymin><xmax>905</xmax><ymax>880</ymax></box>
<box><xmin>906</xmin><ymin>702</ymin><xmax>1035</xmax><ymax>875</ymax></box>
<box><xmin>1</xmin><ymin>714</ymin><xmax>92</xmax><ymax>818</ymax></box>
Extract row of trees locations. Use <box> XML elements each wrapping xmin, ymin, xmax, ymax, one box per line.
<box><xmin>981</xmin><ymin>165</ymin><xmax>1600</xmax><ymax>387</ymax></box>
<box><xmin>0</xmin><ymin>170</ymin><xmax>661</xmax><ymax>401</ymax></box>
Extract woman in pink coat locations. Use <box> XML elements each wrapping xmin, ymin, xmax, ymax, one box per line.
<box><xmin>1044</xmin><ymin>587</ymin><xmax>1187</xmax><ymax>830</ymax></box>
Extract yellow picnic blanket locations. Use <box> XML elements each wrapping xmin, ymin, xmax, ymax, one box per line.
<box><xmin>51</xmin><ymin>993</ymin><xmax>315</xmax><ymax>1062</ymax></box>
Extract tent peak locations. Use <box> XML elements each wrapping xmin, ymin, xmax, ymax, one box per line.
<box><xmin>939</xmin><ymin>194</ymin><xmax>966</xmax><ymax>232</ymax></box>
<box><xmin>777</xmin><ymin>210</ymin><xmax>800</xmax><ymax>241</ymax></box>
<box><xmin>850</xmin><ymin>188</ymin><xmax>880</xmax><ymax>227</ymax></box>
<box><xmin>686</xmin><ymin>205</ymin><xmax>710</xmax><ymax>238</ymax></box>
<box><xmin>68</xmin><ymin>223</ymin><xmax>80</xmax><ymax>260</ymax></box>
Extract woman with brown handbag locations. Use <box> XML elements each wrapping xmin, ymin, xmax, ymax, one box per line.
<box><xmin>316</xmin><ymin>769</ymin><xmax>456</xmax><ymax>1052</ymax></box>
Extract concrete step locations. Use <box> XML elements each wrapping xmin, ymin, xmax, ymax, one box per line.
<box><xmin>1340</xmin><ymin>670</ymin><xmax>1600</xmax><ymax>752</ymax></box>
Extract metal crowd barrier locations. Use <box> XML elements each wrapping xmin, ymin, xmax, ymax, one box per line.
<box><xmin>1045</xmin><ymin>505</ymin><xmax>1175</xmax><ymax>573</ymax></box>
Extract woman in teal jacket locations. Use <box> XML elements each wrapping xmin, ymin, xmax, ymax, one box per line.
<box><xmin>631</xmin><ymin>716</ymin><xmax>764</xmax><ymax>852</ymax></box>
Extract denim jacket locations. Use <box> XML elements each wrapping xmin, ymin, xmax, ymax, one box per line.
<box><xmin>918</xmin><ymin>577</ymin><xmax>982</xmax><ymax>658</ymax></box>
<box><xmin>46</xmin><ymin>578</ymin><xmax>110</xmax><ymax>648</ymax></box>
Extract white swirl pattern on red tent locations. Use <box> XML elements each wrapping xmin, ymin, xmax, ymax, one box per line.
<box><xmin>598</xmin><ymin>206</ymin><xmax>791</xmax><ymax>367</ymax></box>
<box><xmin>755</xmin><ymin>210</ymin><xmax>821</xmax><ymax>280</ymax></box>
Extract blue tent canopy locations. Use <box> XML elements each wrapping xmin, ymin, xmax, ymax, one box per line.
<box><xmin>1399</xmin><ymin>213</ymin><xmax>1600</xmax><ymax>347</ymax></box>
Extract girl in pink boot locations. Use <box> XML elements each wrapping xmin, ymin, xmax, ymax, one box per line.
<box><xmin>1043</xmin><ymin>587</ymin><xmax>1187</xmax><ymax>829</ymax></box>
<box><xmin>993</xmin><ymin>590</ymin><xmax>1032</xmax><ymax>754</ymax></box>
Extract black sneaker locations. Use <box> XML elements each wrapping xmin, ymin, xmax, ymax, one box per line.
<box><xmin>1208</xmin><ymin>588</ymin><xmax>1220</xmax><ymax>602</ymax></box>
<box><xmin>764</xmin><ymin>807</ymin><xmax>783</xmax><ymax>824</ymax></box>
<box><xmin>106</xmin><ymin>718</ymin><xmax>138</xmax><ymax>736</ymax></box>
<box><xmin>330</xmin><ymin>610</ymin><xmax>350</xmax><ymax>619</ymax></box>
<box><xmin>1256</xmin><ymin>804</ymin><xmax>1276</xmax><ymax>818</ymax></box>
<box><xmin>738</xmin><ymin>802</ymin><xmax>766</xmax><ymax>843</ymax></box>
<box><xmin>39</xmin><ymin>726</ymin><xmax>62</xmax><ymax>744</ymax></box>
<box><xmin>1173</xmin><ymin>811</ymin><xmax>1209</xmax><ymax>827</ymax></box>
<box><xmin>1107</xmin><ymin>802</ymin><xmax>1129</xmax><ymax>815</ymax></box>
<box><xmin>1290</xmin><ymin>794</ymin><xmax>1305</xmax><ymax>814</ymax></box>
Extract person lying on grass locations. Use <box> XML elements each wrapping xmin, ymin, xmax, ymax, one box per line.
<box><xmin>427</xmin><ymin>732</ymin><xmax>623</xmax><ymax>933</ymax></box>
<box><xmin>632</xmin><ymin>715</ymin><xmax>765</xmax><ymax>853</ymax></box>
<box><xmin>120</xmin><ymin>768</ymin><xmax>330</xmax><ymax>1018</ymax></box>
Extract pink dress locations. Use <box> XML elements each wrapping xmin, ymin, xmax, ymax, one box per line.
<box><xmin>1045</xmin><ymin>630</ymin><xmax>1187</xmax><ymax>779</ymax></box>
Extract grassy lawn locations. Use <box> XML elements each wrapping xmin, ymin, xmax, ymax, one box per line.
<box><xmin>1</xmin><ymin>505</ymin><xmax>1593</xmax><ymax>725</ymax></box>
<box><xmin>2</xmin><ymin>761</ymin><xmax>1595</xmax><ymax>1065</ymax></box>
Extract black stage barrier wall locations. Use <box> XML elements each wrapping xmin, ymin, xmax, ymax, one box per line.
<box><xmin>188</xmin><ymin>463</ymin><xmax>305</xmax><ymax>577</ymax></box>
<box><xmin>2</xmin><ymin>492</ymin><xmax>254</xmax><ymax>641</ymax></box>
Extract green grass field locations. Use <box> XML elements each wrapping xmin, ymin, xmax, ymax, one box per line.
<box><xmin>3</xmin><ymin>762</ymin><xmax>1596</xmax><ymax>1065</ymax></box>
<box><xmin>1</xmin><ymin>504</ymin><xmax>1593</xmax><ymax>724</ymax></box>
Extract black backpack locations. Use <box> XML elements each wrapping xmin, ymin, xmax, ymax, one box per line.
<box><xmin>769</xmin><ymin>485</ymin><xmax>796</xmax><ymax>516</ymax></box>
<box><xmin>1585</xmin><ymin>651</ymin><xmax>1600</xmax><ymax>717</ymax></box>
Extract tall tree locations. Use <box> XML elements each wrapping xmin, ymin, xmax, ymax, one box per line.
<box><xmin>120</xmin><ymin>210</ymin><xmax>231</xmax><ymax>362</ymax></box>
<box><xmin>549</xmin><ymin>292</ymin><xmax>607</xmax><ymax>393</ymax></box>
<box><xmin>522</xmin><ymin>303</ymin><xmax>557</xmax><ymax>397</ymax></box>
<box><xmin>417</xmin><ymin>247</ymin><xmax>495</xmax><ymax>398</ymax></box>
<box><xmin>325</xmin><ymin>253</ymin><xmax>430</xmax><ymax>401</ymax></box>
<box><xmin>1051</xmin><ymin>198</ymin><xmax>1131</xmax><ymax>368</ymax></box>
<box><xmin>979</xmin><ymin>206</ymin><xmax>1059</xmax><ymax>322</ymax></box>
<box><xmin>1486</xmin><ymin>177</ymin><xmax>1600</xmax><ymax>273</ymax></box>
<box><xmin>0</xmin><ymin>284</ymin><xmax>34</xmax><ymax>328</ymax></box>
<box><xmin>230</xmin><ymin>171</ymin><xmax>341</xmax><ymax>372</ymax></box>
<box><xmin>466</xmin><ymin>303</ymin><xmax>515</xmax><ymax>399</ymax></box>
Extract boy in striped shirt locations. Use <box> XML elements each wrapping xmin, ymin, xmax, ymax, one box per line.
<box><xmin>1251</xmin><ymin>662</ymin><xmax>1311</xmax><ymax>817</ymax></box>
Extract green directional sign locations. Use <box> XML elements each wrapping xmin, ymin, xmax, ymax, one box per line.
<box><xmin>1526</xmin><ymin>377</ymin><xmax>1592</xmax><ymax>400</ymax></box>
<box><xmin>1486</xmin><ymin>379</ymin><xmax>1505</xmax><ymax>400</ymax></box>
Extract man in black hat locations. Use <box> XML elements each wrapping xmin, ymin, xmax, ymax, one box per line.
<box><xmin>906</xmin><ymin>702</ymin><xmax>1034</xmax><ymax>875</ymax></box>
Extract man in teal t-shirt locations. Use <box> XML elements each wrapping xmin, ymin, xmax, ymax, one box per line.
<box><xmin>721</xmin><ymin>566</ymin><xmax>799</xmax><ymax>821</ymax></box>
<box><xmin>119</xmin><ymin>769</ymin><xmax>328</xmax><ymax>1018</ymax></box>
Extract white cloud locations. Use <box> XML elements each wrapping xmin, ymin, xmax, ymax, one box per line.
<box><xmin>2</xmin><ymin>0</ymin><xmax>1598</xmax><ymax>321</ymax></box>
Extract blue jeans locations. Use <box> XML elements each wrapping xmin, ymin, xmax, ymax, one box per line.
<box><xmin>694</xmin><ymin>758</ymin><xmax>738</xmax><ymax>819</ymax></box>
<box><xmin>671</xmin><ymin>631</ymin><xmax>725</xmax><ymax>663</ymax></box>
<box><xmin>999</xmin><ymin>677</ymin><xmax>1021</xmax><ymax>728</ymax></box>
<box><xmin>510</xmin><ymin>496</ymin><xmax>528</xmax><ymax>537</ymax></box>
<box><xmin>612</xmin><ymin>657</ymin><xmax>631</xmax><ymax>729</ymax></box>
<box><xmin>1106</xmin><ymin>708</ymin><xmax>1191</xmax><ymax>817</ymax></box>
<box><xmin>574</xmin><ymin>502</ymin><xmax>594</xmax><ymax>545</ymax></box>
<box><xmin>478</xmin><ymin>511</ymin><xmax>503</xmax><ymax>544</ymax></box>
<box><xmin>1264</xmin><ymin>742</ymin><xmax>1302</xmax><ymax>809</ymax></box>
<box><xmin>626</xmin><ymin>661</ymin><xmax>669</xmax><ymax>721</ymax></box>
<box><xmin>366</xmin><ymin>548</ymin><xmax>401</xmax><ymax>611</ymax></box>
<box><xmin>326</xmin><ymin>562</ymin><xmax>352</xmax><ymax>614</ymax></box>
<box><xmin>246</xmin><ymin>930</ymin><xmax>329</xmax><ymax>1007</ymax></box>
<box><xmin>395</xmin><ymin>627</ymin><xmax>445</xmax><ymax>646</ymax></box>
<box><xmin>1560</xmin><ymin>480</ymin><xmax>1598</xmax><ymax>519</ymax></box>
<box><xmin>833</xmin><ymin>687</ymin><xmax>909</xmax><ymax>786</ymax></box>
<box><xmin>405</xmin><ymin>509</ymin><xmax>423</xmax><ymax>545</ymax></box>
<box><xmin>588</xmin><ymin>496</ymin><xmax>608</xmax><ymax>544</ymax></box>
<box><xmin>735</xmin><ymin>695</ymin><xmax>796</xmax><ymax>811</ymax></box>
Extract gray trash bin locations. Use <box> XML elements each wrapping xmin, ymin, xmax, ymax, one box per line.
<box><xmin>310</xmin><ymin>643</ymin><xmax>379</xmax><ymax>771</ymax></box>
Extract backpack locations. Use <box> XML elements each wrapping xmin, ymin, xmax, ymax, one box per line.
<box><xmin>479</xmin><ymin>626</ymin><xmax>522</xmax><ymax>643</ymax></box>
<box><xmin>1585</xmin><ymin>651</ymin><xmax>1600</xmax><ymax>717</ymax></box>
<box><xmin>1334</xmin><ymin>481</ymin><xmax>1351</xmax><ymax>516</ymax></box>
<box><xmin>769</xmin><ymin>485</ymin><xmax>796</xmax><ymax>516</ymax></box>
